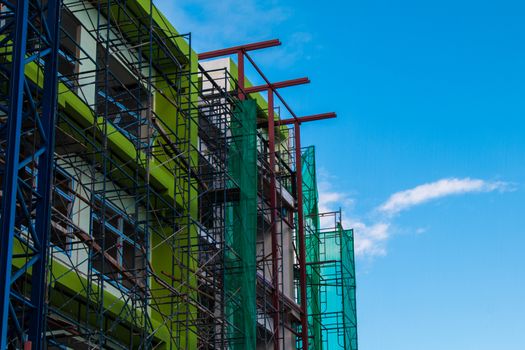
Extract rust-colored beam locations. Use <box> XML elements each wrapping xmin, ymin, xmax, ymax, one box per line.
<box><xmin>267</xmin><ymin>89</ymin><xmax>281</xmax><ymax>350</ymax></box>
<box><xmin>278</xmin><ymin>112</ymin><xmax>336</xmax><ymax>125</ymax></box>
<box><xmin>238</xmin><ymin>51</ymin><xmax>245</xmax><ymax>100</ymax></box>
<box><xmin>198</xmin><ymin>39</ymin><xmax>281</xmax><ymax>60</ymax></box>
<box><xmin>295</xmin><ymin>121</ymin><xmax>309</xmax><ymax>350</ymax></box>
<box><xmin>244</xmin><ymin>77</ymin><xmax>310</xmax><ymax>94</ymax></box>
<box><xmin>257</xmin><ymin>112</ymin><xmax>337</xmax><ymax>128</ymax></box>
<box><xmin>244</xmin><ymin>52</ymin><xmax>299</xmax><ymax>121</ymax></box>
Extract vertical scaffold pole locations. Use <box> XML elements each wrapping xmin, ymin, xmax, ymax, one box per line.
<box><xmin>0</xmin><ymin>1</ymin><xmax>30</xmax><ymax>347</ymax></box>
<box><xmin>29</xmin><ymin>0</ymin><xmax>61</xmax><ymax>347</ymax></box>
<box><xmin>267</xmin><ymin>89</ymin><xmax>281</xmax><ymax>350</ymax></box>
<box><xmin>0</xmin><ymin>0</ymin><xmax>62</xmax><ymax>348</ymax></box>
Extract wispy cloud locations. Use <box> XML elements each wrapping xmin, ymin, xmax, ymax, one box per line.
<box><xmin>256</xmin><ymin>31</ymin><xmax>315</xmax><ymax>69</ymax></box>
<box><xmin>155</xmin><ymin>0</ymin><xmax>290</xmax><ymax>52</ymax></box>
<box><xmin>318</xmin><ymin>176</ymin><xmax>513</xmax><ymax>259</ymax></box>
<box><xmin>378</xmin><ymin>178</ymin><xmax>511</xmax><ymax>216</ymax></box>
<box><xmin>155</xmin><ymin>0</ymin><xmax>314</xmax><ymax>67</ymax></box>
<box><xmin>317</xmin><ymin>179</ymin><xmax>391</xmax><ymax>258</ymax></box>
<box><xmin>351</xmin><ymin>221</ymin><xmax>390</xmax><ymax>257</ymax></box>
<box><xmin>318</xmin><ymin>182</ymin><xmax>354</xmax><ymax>213</ymax></box>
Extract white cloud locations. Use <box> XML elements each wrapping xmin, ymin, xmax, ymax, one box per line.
<box><xmin>318</xmin><ymin>175</ymin><xmax>513</xmax><ymax>260</ymax></box>
<box><xmin>317</xmin><ymin>180</ymin><xmax>354</xmax><ymax>229</ymax></box>
<box><xmin>350</xmin><ymin>221</ymin><xmax>390</xmax><ymax>257</ymax></box>
<box><xmin>318</xmin><ymin>182</ymin><xmax>354</xmax><ymax>212</ymax></box>
<box><xmin>317</xmin><ymin>180</ymin><xmax>390</xmax><ymax>258</ymax></box>
<box><xmin>378</xmin><ymin>178</ymin><xmax>511</xmax><ymax>215</ymax></box>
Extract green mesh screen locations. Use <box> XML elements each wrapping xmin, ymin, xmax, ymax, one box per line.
<box><xmin>300</xmin><ymin>146</ymin><xmax>358</xmax><ymax>350</ymax></box>
<box><xmin>225</xmin><ymin>99</ymin><xmax>257</xmax><ymax>349</ymax></box>
<box><xmin>320</xmin><ymin>226</ymin><xmax>358</xmax><ymax>350</ymax></box>
<box><xmin>301</xmin><ymin>146</ymin><xmax>323</xmax><ymax>350</ymax></box>
<box><xmin>341</xmin><ymin>228</ymin><xmax>358</xmax><ymax>350</ymax></box>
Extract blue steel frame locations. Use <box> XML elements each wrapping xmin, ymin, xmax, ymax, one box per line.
<box><xmin>0</xmin><ymin>0</ymin><xmax>62</xmax><ymax>348</ymax></box>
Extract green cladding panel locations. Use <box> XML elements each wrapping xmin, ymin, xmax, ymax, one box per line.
<box><xmin>225</xmin><ymin>99</ymin><xmax>258</xmax><ymax>349</ymax></box>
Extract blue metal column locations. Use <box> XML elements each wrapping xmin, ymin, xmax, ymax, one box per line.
<box><xmin>0</xmin><ymin>1</ymin><xmax>31</xmax><ymax>348</ymax></box>
<box><xmin>0</xmin><ymin>0</ymin><xmax>62</xmax><ymax>348</ymax></box>
<box><xmin>29</xmin><ymin>0</ymin><xmax>62</xmax><ymax>347</ymax></box>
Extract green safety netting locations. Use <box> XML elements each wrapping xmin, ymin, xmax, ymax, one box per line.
<box><xmin>312</xmin><ymin>226</ymin><xmax>357</xmax><ymax>350</ymax></box>
<box><xmin>341</xmin><ymin>227</ymin><xmax>358</xmax><ymax>350</ymax></box>
<box><xmin>301</xmin><ymin>146</ymin><xmax>323</xmax><ymax>350</ymax></box>
<box><xmin>319</xmin><ymin>227</ymin><xmax>358</xmax><ymax>350</ymax></box>
<box><xmin>300</xmin><ymin>146</ymin><xmax>358</xmax><ymax>350</ymax></box>
<box><xmin>225</xmin><ymin>99</ymin><xmax>258</xmax><ymax>350</ymax></box>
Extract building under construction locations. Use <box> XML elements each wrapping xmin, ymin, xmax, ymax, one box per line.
<box><xmin>0</xmin><ymin>1</ymin><xmax>357</xmax><ymax>349</ymax></box>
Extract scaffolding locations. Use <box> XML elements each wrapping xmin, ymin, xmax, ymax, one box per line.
<box><xmin>300</xmin><ymin>145</ymin><xmax>358</xmax><ymax>349</ymax></box>
<box><xmin>0</xmin><ymin>1</ymin><xmax>354</xmax><ymax>349</ymax></box>
<box><xmin>300</xmin><ymin>146</ymin><xmax>323</xmax><ymax>350</ymax></box>
<box><xmin>46</xmin><ymin>0</ymin><xmax>198</xmax><ymax>347</ymax></box>
<box><xmin>198</xmin><ymin>44</ymin><xmax>320</xmax><ymax>350</ymax></box>
<box><xmin>0</xmin><ymin>0</ymin><xmax>252</xmax><ymax>348</ymax></box>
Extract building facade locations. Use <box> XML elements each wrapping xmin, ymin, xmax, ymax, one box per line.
<box><xmin>0</xmin><ymin>1</ymin><xmax>357</xmax><ymax>349</ymax></box>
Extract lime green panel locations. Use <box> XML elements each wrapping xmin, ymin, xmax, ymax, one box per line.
<box><xmin>12</xmin><ymin>241</ymin><xmax>171</xmax><ymax>347</ymax></box>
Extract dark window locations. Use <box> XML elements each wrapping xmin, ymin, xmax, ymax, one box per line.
<box><xmin>50</xmin><ymin>168</ymin><xmax>75</xmax><ymax>253</ymax></box>
<box><xmin>95</xmin><ymin>43</ymin><xmax>152</xmax><ymax>147</ymax></box>
<box><xmin>58</xmin><ymin>9</ymin><xmax>81</xmax><ymax>90</ymax></box>
<box><xmin>92</xmin><ymin>219</ymin><xmax>120</xmax><ymax>280</ymax></box>
<box><xmin>91</xmin><ymin>198</ymin><xmax>146</xmax><ymax>291</ymax></box>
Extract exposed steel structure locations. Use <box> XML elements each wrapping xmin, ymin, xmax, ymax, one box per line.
<box><xmin>200</xmin><ymin>40</ymin><xmax>337</xmax><ymax>350</ymax></box>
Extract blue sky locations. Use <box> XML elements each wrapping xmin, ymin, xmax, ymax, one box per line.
<box><xmin>157</xmin><ymin>1</ymin><xmax>525</xmax><ymax>349</ymax></box>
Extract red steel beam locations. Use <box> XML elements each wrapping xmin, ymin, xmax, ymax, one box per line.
<box><xmin>294</xmin><ymin>122</ymin><xmax>309</xmax><ymax>350</ymax></box>
<box><xmin>198</xmin><ymin>39</ymin><xmax>281</xmax><ymax>60</ymax></box>
<box><xmin>238</xmin><ymin>51</ymin><xmax>245</xmax><ymax>100</ymax></box>
<box><xmin>244</xmin><ymin>52</ymin><xmax>300</xmax><ymax>122</ymax></box>
<box><xmin>244</xmin><ymin>77</ymin><xmax>310</xmax><ymax>94</ymax></box>
<box><xmin>267</xmin><ymin>89</ymin><xmax>281</xmax><ymax>350</ymax></box>
<box><xmin>257</xmin><ymin>112</ymin><xmax>337</xmax><ymax>128</ymax></box>
<box><xmin>277</xmin><ymin>112</ymin><xmax>337</xmax><ymax>126</ymax></box>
